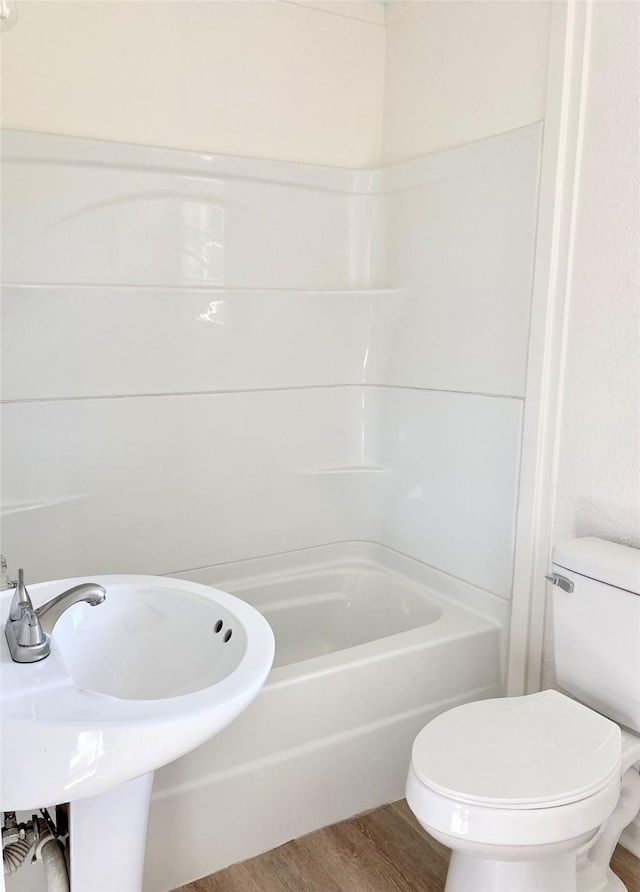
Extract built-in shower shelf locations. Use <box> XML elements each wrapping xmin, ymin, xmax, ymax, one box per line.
<box><xmin>5</xmin><ymin>282</ymin><xmax>401</xmax><ymax>297</ymax></box>
<box><xmin>0</xmin><ymin>494</ymin><xmax>88</xmax><ymax>516</ymax></box>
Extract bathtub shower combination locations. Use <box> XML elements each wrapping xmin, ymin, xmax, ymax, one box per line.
<box><xmin>0</xmin><ymin>125</ymin><xmax>542</xmax><ymax>890</ymax></box>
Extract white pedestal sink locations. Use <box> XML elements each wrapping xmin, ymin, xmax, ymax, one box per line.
<box><xmin>0</xmin><ymin>575</ymin><xmax>275</xmax><ymax>892</ymax></box>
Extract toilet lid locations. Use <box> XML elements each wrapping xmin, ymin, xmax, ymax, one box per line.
<box><xmin>411</xmin><ymin>690</ymin><xmax>622</xmax><ymax>809</ymax></box>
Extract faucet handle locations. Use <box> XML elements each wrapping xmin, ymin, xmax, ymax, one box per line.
<box><xmin>9</xmin><ymin>569</ymin><xmax>33</xmax><ymax>621</ymax></box>
<box><xmin>15</xmin><ymin>607</ymin><xmax>46</xmax><ymax>648</ymax></box>
<box><xmin>0</xmin><ymin>554</ymin><xmax>17</xmax><ymax>591</ymax></box>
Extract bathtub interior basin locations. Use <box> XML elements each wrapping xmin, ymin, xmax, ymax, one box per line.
<box><xmin>228</xmin><ymin>564</ymin><xmax>443</xmax><ymax>667</ymax></box>
<box><xmin>0</xmin><ymin>575</ymin><xmax>274</xmax><ymax>810</ymax></box>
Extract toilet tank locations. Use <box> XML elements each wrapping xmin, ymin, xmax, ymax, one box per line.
<box><xmin>551</xmin><ymin>537</ymin><xmax>640</xmax><ymax>733</ymax></box>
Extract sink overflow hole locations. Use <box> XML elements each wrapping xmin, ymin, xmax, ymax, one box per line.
<box><xmin>224</xmin><ymin>629</ymin><xmax>233</xmax><ymax>643</ymax></box>
<box><xmin>214</xmin><ymin>620</ymin><xmax>223</xmax><ymax>633</ymax></box>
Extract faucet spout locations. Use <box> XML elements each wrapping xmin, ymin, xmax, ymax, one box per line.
<box><xmin>5</xmin><ymin>571</ymin><xmax>107</xmax><ymax>663</ymax></box>
<box><xmin>35</xmin><ymin>583</ymin><xmax>106</xmax><ymax>637</ymax></box>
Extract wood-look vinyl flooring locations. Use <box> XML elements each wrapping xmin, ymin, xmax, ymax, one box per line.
<box><xmin>175</xmin><ymin>799</ymin><xmax>640</xmax><ymax>892</ymax></box>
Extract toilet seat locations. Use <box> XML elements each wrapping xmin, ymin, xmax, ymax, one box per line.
<box><xmin>407</xmin><ymin>761</ymin><xmax>622</xmax><ymax>849</ymax></box>
<box><xmin>411</xmin><ymin>690</ymin><xmax>622</xmax><ymax>809</ymax></box>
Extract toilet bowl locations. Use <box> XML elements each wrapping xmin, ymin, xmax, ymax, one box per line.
<box><xmin>406</xmin><ymin>539</ymin><xmax>640</xmax><ymax>892</ymax></box>
<box><xmin>407</xmin><ymin>691</ymin><xmax>640</xmax><ymax>892</ymax></box>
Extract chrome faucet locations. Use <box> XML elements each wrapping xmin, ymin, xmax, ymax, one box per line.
<box><xmin>4</xmin><ymin>568</ymin><xmax>106</xmax><ymax>663</ymax></box>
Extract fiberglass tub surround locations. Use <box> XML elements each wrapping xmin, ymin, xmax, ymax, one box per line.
<box><xmin>0</xmin><ymin>124</ymin><xmax>542</xmax><ymax>889</ymax></box>
<box><xmin>0</xmin><ymin>125</ymin><xmax>540</xmax><ymax>596</ymax></box>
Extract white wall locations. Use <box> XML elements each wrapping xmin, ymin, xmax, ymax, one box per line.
<box><xmin>382</xmin><ymin>0</ymin><xmax>551</xmax><ymax>163</ymax></box>
<box><xmin>549</xmin><ymin>0</ymin><xmax>640</xmax><ymax>555</ymax></box>
<box><xmin>539</xmin><ymin>0</ymin><xmax>640</xmax><ymax>854</ymax></box>
<box><xmin>2</xmin><ymin>1</ymin><xmax>554</xmax><ymax>169</ymax></box>
<box><xmin>541</xmin><ymin>0</ymin><xmax>640</xmax><ymax>673</ymax></box>
<box><xmin>0</xmin><ymin>1</ymin><xmax>385</xmax><ymax>168</ymax></box>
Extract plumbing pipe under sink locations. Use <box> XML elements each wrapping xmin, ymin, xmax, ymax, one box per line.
<box><xmin>2</xmin><ymin>814</ymin><xmax>69</xmax><ymax>892</ymax></box>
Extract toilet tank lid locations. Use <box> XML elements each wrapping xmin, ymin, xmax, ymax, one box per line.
<box><xmin>553</xmin><ymin>537</ymin><xmax>640</xmax><ymax>596</ymax></box>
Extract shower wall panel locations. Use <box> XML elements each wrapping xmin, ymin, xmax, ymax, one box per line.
<box><xmin>1</xmin><ymin>131</ymin><xmax>380</xmax><ymax>290</ymax></box>
<box><xmin>364</xmin><ymin>125</ymin><xmax>542</xmax><ymax>600</ymax></box>
<box><xmin>1</xmin><ymin>285</ymin><xmax>382</xmax><ymax>401</ymax></box>
<box><xmin>1</xmin><ymin>389</ymin><xmax>381</xmax><ymax>583</ymax></box>
<box><xmin>0</xmin><ymin>131</ymin><xmax>384</xmax><ymax>582</ymax></box>
<box><xmin>0</xmin><ymin>126</ymin><xmax>542</xmax><ymax>603</ymax></box>
<box><xmin>367</xmin><ymin>125</ymin><xmax>542</xmax><ymax>397</ymax></box>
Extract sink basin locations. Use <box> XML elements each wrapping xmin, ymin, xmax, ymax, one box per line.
<box><xmin>0</xmin><ymin>575</ymin><xmax>275</xmax><ymax>811</ymax></box>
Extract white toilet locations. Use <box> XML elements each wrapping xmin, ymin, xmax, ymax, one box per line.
<box><xmin>406</xmin><ymin>537</ymin><xmax>640</xmax><ymax>892</ymax></box>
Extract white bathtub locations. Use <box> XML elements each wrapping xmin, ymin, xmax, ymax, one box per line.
<box><xmin>143</xmin><ymin>543</ymin><xmax>507</xmax><ymax>891</ymax></box>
